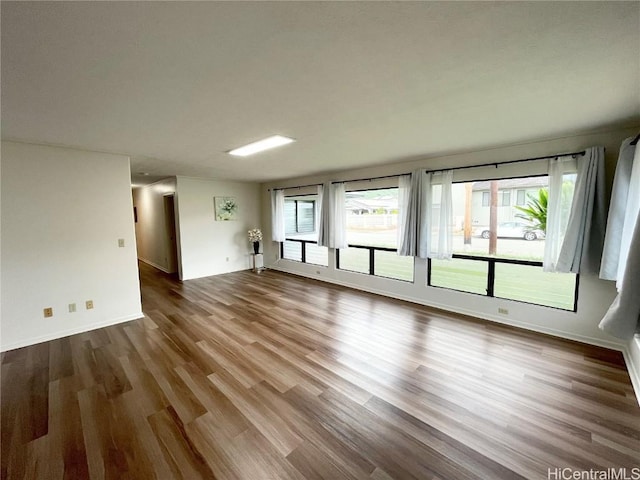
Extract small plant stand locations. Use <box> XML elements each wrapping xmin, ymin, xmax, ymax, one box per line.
<box><xmin>251</xmin><ymin>253</ymin><xmax>264</xmax><ymax>274</ymax></box>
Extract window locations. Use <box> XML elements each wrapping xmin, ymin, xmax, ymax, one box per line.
<box><xmin>337</xmin><ymin>187</ymin><xmax>414</xmax><ymax>282</ymax></box>
<box><xmin>282</xmin><ymin>194</ymin><xmax>328</xmax><ymax>266</ymax></box>
<box><xmin>428</xmin><ymin>174</ymin><xmax>578</xmax><ymax>310</ymax></box>
<box><xmin>285</xmin><ymin>199</ymin><xmax>315</xmax><ymax>235</ymax></box>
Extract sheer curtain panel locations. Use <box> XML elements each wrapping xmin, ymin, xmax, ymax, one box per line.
<box><xmin>600</xmin><ymin>138</ymin><xmax>638</xmax><ymax>285</ymax></box>
<box><xmin>599</xmin><ymin>208</ymin><xmax>640</xmax><ymax>339</ymax></box>
<box><xmin>318</xmin><ymin>182</ymin><xmax>347</xmax><ymax>249</ymax></box>
<box><xmin>598</xmin><ymin>136</ymin><xmax>640</xmax><ymax>339</ymax></box>
<box><xmin>271</xmin><ymin>189</ymin><xmax>285</xmax><ymax>242</ymax></box>
<box><xmin>398</xmin><ymin>173</ymin><xmax>419</xmax><ymax>256</ymax></box>
<box><xmin>612</xmin><ymin>142</ymin><xmax>640</xmax><ymax>289</ymax></box>
<box><xmin>318</xmin><ymin>183</ymin><xmax>329</xmax><ymax>246</ymax></box>
<box><xmin>428</xmin><ymin>170</ymin><xmax>454</xmax><ymax>260</ymax></box>
<box><xmin>555</xmin><ymin>146</ymin><xmax>606</xmax><ymax>274</ymax></box>
<box><xmin>543</xmin><ymin>156</ymin><xmax>576</xmax><ymax>272</ymax></box>
<box><xmin>331</xmin><ymin>183</ymin><xmax>348</xmax><ymax>249</ymax></box>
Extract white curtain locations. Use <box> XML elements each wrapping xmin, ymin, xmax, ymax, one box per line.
<box><xmin>614</xmin><ymin>143</ymin><xmax>640</xmax><ymax>289</ymax></box>
<box><xmin>427</xmin><ymin>170</ymin><xmax>454</xmax><ymax>260</ymax></box>
<box><xmin>598</xmin><ymin>136</ymin><xmax>640</xmax><ymax>340</ymax></box>
<box><xmin>555</xmin><ymin>146</ymin><xmax>606</xmax><ymax>274</ymax></box>
<box><xmin>397</xmin><ymin>170</ymin><xmax>453</xmax><ymax>259</ymax></box>
<box><xmin>332</xmin><ymin>183</ymin><xmax>348</xmax><ymax>249</ymax></box>
<box><xmin>398</xmin><ymin>172</ymin><xmax>426</xmax><ymax>256</ymax></box>
<box><xmin>397</xmin><ymin>169</ymin><xmax>430</xmax><ymax>258</ymax></box>
<box><xmin>600</xmin><ymin>138</ymin><xmax>638</xmax><ymax>286</ymax></box>
<box><xmin>317</xmin><ymin>183</ymin><xmax>328</xmax><ymax>245</ymax></box>
<box><xmin>599</xmin><ymin>207</ymin><xmax>640</xmax><ymax>339</ymax></box>
<box><xmin>317</xmin><ymin>182</ymin><xmax>347</xmax><ymax>249</ymax></box>
<box><xmin>543</xmin><ymin>156</ymin><xmax>576</xmax><ymax>272</ymax></box>
<box><xmin>419</xmin><ymin>175</ymin><xmax>432</xmax><ymax>259</ymax></box>
<box><xmin>270</xmin><ymin>189</ymin><xmax>285</xmax><ymax>242</ymax></box>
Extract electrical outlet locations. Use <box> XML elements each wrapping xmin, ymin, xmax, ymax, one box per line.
<box><xmin>86</xmin><ymin>300</ymin><xmax>94</xmax><ymax>310</ymax></box>
<box><xmin>498</xmin><ymin>307</ymin><xmax>509</xmax><ymax>315</ymax></box>
<box><xmin>43</xmin><ymin>307</ymin><xmax>53</xmax><ymax>318</ymax></box>
<box><xmin>118</xmin><ymin>238</ymin><xmax>125</xmax><ymax>248</ymax></box>
<box><xmin>69</xmin><ymin>303</ymin><xmax>76</xmax><ymax>313</ymax></box>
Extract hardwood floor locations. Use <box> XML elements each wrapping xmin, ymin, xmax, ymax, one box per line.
<box><xmin>2</xmin><ymin>262</ymin><xmax>639</xmax><ymax>479</ymax></box>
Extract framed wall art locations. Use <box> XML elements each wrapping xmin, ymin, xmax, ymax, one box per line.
<box><xmin>214</xmin><ymin>196</ymin><xmax>238</xmax><ymax>221</ymax></box>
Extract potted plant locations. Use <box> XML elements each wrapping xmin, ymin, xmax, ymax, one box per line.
<box><xmin>248</xmin><ymin>228</ymin><xmax>263</xmax><ymax>254</ymax></box>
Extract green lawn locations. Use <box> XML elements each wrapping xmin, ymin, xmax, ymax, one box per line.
<box><xmin>339</xmin><ymin>248</ymin><xmax>576</xmax><ymax>310</ymax></box>
<box><xmin>431</xmin><ymin>259</ymin><xmax>576</xmax><ymax>310</ymax></box>
<box><xmin>285</xmin><ymin>242</ymin><xmax>577</xmax><ymax>311</ymax></box>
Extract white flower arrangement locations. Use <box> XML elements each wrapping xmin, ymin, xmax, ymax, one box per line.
<box><xmin>219</xmin><ymin>199</ymin><xmax>237</xmax><ymax>219</ymax></box>
<box><xmin>248</xmin><ymin>228</ymin><xmax>263</xmax><ymax>243</ymax></box>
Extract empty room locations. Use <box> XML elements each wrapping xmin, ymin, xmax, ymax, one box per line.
<box><xmin>2</xmin><ymin>2</ymin><xmax>640</xmax><ymax>479</ymax></box>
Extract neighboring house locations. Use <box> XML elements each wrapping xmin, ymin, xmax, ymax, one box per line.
<box><xmin>471</xmin><ymin>177</ymin><xmax>549</xmax><ymax>226</ymax></box>
<box><xmin>345</xmin><ymin>196</ymin><xmax>398</xmax><ymax>215</ymax></box>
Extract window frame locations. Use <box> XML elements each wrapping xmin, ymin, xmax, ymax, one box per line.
<box><xmin>284</xmin><ymin>197</ymin><xmax>317</xmax><ymax>235</ymax></box>
<box><xmin>336</xmin><ymin>244</ymin><xmax>415</xmax><ymax>283</ymax></box>
<box><xmin>337</xmin><ymin>185</ymin><xmax>414</xmax><ymax>282</ymax></box>
<box><xmin>427</xmin><ymin>172</ymin><xmax>579</xmax><ymax>311</ymax></box>
<box><xmin>428</xmin><ymin>254</ymin><xmax>579</xmax><ymax>312</ymax></box>
<box><xmin>282</xmin><ymin>193</ymin><xmax>327</xmax><ymax>266</ymax></box>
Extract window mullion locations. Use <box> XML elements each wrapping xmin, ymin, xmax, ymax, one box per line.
<box><xmin>369</xmin><ymin>248</ymin><xmax>375</xmax><ymax>275</ymax></box>
<box><xmin>487</xmin><ymin>259</ymin><xmax>495</xmax><ymax>297</ymax></box>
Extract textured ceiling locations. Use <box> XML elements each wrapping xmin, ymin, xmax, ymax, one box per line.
<box><xmin>2</xmin><ymin>1</ymin><xmax>639</xmax><ymax>184</ymax></box>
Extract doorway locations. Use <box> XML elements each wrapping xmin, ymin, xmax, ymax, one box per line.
<box><xmin>163</xmin><ymin>194</ymin><xmax>179</xmax><ymax>275</ymax></box>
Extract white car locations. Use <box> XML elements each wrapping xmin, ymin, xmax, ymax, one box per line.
<box><xmin>475</xmin><ymin>222</ymin><xmax>545</xmax><ymax>241</ymax></box>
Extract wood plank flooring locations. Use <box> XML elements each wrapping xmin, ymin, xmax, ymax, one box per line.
<box><xmin>2</xmin><ymin>262</ymin><xmax>639</xmax><ymax>479</ymax></box>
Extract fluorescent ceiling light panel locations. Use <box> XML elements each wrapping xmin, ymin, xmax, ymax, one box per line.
<box><xmin>228</xmin><ymin>135</ymin><xmax>295</xmax><ymax>156</ymax></box>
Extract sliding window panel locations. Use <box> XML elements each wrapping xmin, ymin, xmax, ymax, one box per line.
<box><xmin>282</xmin><ymin>240</ymin><xmax>302</xmax><ymax>262</ymax></box>
<box><xmin>338</xmin><ymin>248</ymin><xmax>370</xmax><ymax>275</ymax></box>
<box><xmin>494</xmin><ymin>263</ymin><xmax>576</xmax><ymax>310</ymax></box>
<box><xmin>430</xmin><ymin>258</ymin><xmax>488</xmax><ymax>295</ymax></box>
<box><xmin>306</xmin><ymin>243</ymin><xmax>329</xmax><ymax>267</ymax></box>
<box><xmin>374</xmin><ymin>250</ymin><xmax>414</xmax><ymax>282</ymax></box>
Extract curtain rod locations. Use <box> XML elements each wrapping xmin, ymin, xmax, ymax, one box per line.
<box><xmin>331</xmin><ymin>150</ymin><xmax>586</xmax><ymax>184</ymax></box>
<box><xmin>268</xmin><ymin>182</ymin><xmax>323</xmax><ymax>192</ymax></box>
<box><xmin>424</xmin><ymin>150</ymin><xmax>586</xmax><ymax>175</ymax></box>
<box><xmin>271</xmin><ymin>149</ymin><xmax>587</xmax><ymax>190</ymax></box>
<box><xmin>331</xmin><ymin>173</ymin><xmax>409</xmax><ymax>185</ymax></box>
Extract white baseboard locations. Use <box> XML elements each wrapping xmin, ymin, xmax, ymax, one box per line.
<box><xmin>623</xmin><ymin>337</ymin><xmax>640</xmax><ymax>405</ymax></box>
<box><xmin>138</xmin><ymin>257</ymin><xmax>173</xmax><ymax>274</ymax></box>
<box><xmin>270</xmin><ymin>264</ymin><xmax>640</xmax><ymax>404</ymax></box>
<box><xmin>0</xmin><ymin>312</ymin><xmax>144</xmax><ymax>352</ymax></box>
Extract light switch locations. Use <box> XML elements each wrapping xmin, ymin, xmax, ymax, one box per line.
<box><xmin>118</xmin><ymin>238</ymin><xmax>125</xmax><ymax>248</ymax></box>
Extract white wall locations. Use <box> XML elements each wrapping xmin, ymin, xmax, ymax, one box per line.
<box><xmin>176</xmin><ymin>176</ymin><xmax>261</xmax><ymax>280</ymax></box>
<box><xmin>132</xmin><ymin>178</ymin><xmax>178</xmax><ymax>273</ymax></box>
<box><xmin>1</xmin><ymin>142</ymin><xmax>142</xmax><ymax>351</ymax></box>
<box><xmin>262</xmin><ymin>126</ymin><xmax>640</xmax><ymax>356</ymax></box>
